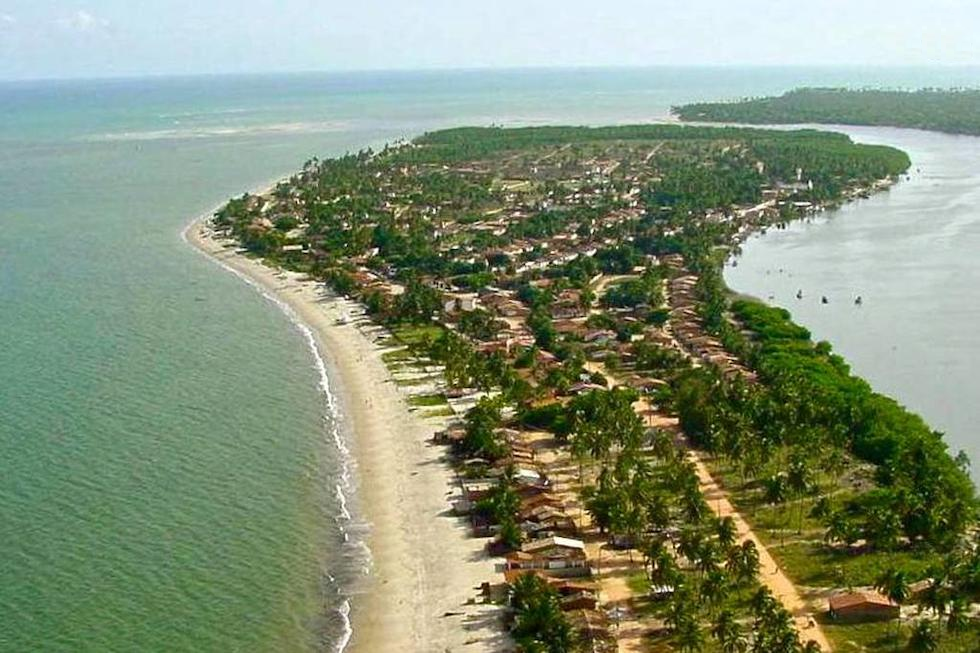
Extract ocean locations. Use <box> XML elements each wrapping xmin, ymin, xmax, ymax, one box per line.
<box><xmin>2</xmin><ymin>67</ymin><xmax>979</xmax><ymax>652</ymax></box>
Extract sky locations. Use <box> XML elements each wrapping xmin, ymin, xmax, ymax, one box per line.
<box><xmin>0</xmin><ymin>0</ymin><xmax>978</xmax><ymax>80</ymax></box>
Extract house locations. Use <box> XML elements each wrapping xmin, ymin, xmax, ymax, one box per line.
<box><xmin>459</xmin><ymin>479</ymin><xmax>496</xmax><ymax>503</ymax></box>
<box><xmin>534</xmin><ymin>350</ymin><xmax>559</xmax><ymax>367</ymax></box>
<box><xmin>444</xmin><ymin>293</ymin><xmax>478</xmax><ymax>314</ymax></box>
<box><xmin>511</xmin><ymin>467</ymin><xmax>548</xmax><ymax>487</ymax></box>
<box><xmin>828</xmin><ymin>591</ymin><xmax>900</xmax><ymax>623</ymax></box>
<box><xmin>504</xmin><ymin>537</ymin><xmax>590</xmax><ymax>577</ymax></box>
<box><xmin>550</xmin><ymin>302</ymin><xmax>587</xmax><ymax>320</ymax></box>
<box><xmin>553</xmin><ymin>319</ymin><xmax>589</xmax><ymax>337</ymax></box>
<box><xmin>501</xmin><ymin>570</ymin><xmax>598</xmax><ymax>601</ymax></box>
<box><xmin>470</xmin><ymin>512</ymin><xmax>497</xmax><ymax>538</ymax></box>
<box><xmin>519</xmin><ymin>504</ymin><xmax>577</xmax><ymax>536</ymax></box>
<box><xmin>480</xmin><ymin>580</ymin><xmax>510</xmax><ymax>604</ymax></box>
<box><xmin>432</xmin><ymin>426</ymin><xmax>466</xmax><ymax>445</ymax></box>
<box><xmin>566</xmin><ymin>381</ymin><xmax>606</xmax><ymax>395</ymax></box>
<box><xmin>519</xmin><ymin>493</ymin><xmax>565</xmax><ymax>513</ymax></box>
<box><xmin>561</xmin><ymin>593</ymin><xmax>598</xmax><ymax>611</ymax></box>
<box><xmin>583</xmin><ymin>329</ymin><xmax>616</xmax><ymax>345</ymax></box>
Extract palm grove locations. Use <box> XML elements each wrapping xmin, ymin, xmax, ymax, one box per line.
<box><xmin>214</xmin><ymin>124</ymin><xmax>978</xmax><ymax>651</ymax></box>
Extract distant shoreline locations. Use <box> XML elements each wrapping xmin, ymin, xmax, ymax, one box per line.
<box><xmin>182</xmin><ymin>212</ymin><xmax>504</xmax><ymax>652</ymax></box>
<box><xmin>673</xmin><ymin>87</ymin><xmax>980</xmax><ymax>137</ymax></box>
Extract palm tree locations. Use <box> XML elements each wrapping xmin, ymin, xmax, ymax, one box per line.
<box><xmin>650</xmin><ymin>428</ymin><xmax>675</xmax><ymax>462</ymax></box>
<box><xmin>675</xmin><ymin>615</ymin><xmax>705</xmax><ymax>653</ymax></box>
<box><xmin>750</xmin><ymin>587</ymin><xmax>778</xmax><ymax>621</ymax></box>
<box><xmin>763</xmin><ymin>473</ymin><xmax>788</xmax><ymax>506</ymax></box>
<box><xmin>875</xmin><ymin>568</ymin><xmax>910</xmax><ymax>640</ymax></box>
<box><xmin>700</xmin><ymin>569</ymin><xmax>729</xmax><ymax>615</ymax></box>
<box><xmin>682</xmin><ymin>486</ymin><xmax>709</xmax><ymax>524</ymax></box>
<box><xmin>824</xmin><ymin>512</ymin><xmax>858</xmax><ymax>548</ymax></box>
<box><xmin>696</xmin><ymin>540</ymin><xmax>721</xmax><ymax>578</ymax></box>
<box><xmin>711</xmin><ymin>609</ymin><xmax>747</xmax><ymax>653</ymax></box>
<box><xmin>646</xmin><ymin>491</ymin><xmax>672</xmax><ymax>533</ymax></box>
<box><xmin>945</xmin><ymin>598</ymin><xmax>968</xmax><ymax>633</ymax></box>
<box><xmin>620</xmin><ymin>502</ymin><xmax>645</xmax><ymax>562</ymax></box>
<box><xmin>919</xmin><ymin>573</ymin><xmax>947</xmax><ymax>630</ymax></box>
<box><xmin>716</xmin><ymin>515</ymin><xmax>738</xmax><ymax>551</ymax></box>
<box><xmin>907</xmin><ymin>620</ymin><xmax>939</xmax><ymax>653</ymax></box>
<box><xmin>677</xmin><ymin>528</ymin><xmax>703</xmax><ymax>569</ymax></box>
<box><xmin>647</xmin><ymin>542</ymin><xmax>678</xmax><ymax>588</ymax></box>
<box><xmin>667</xmin><ymin>585</ymin><xmax>696</xmax><ymax>632</ymax></box>
<box><xmin>786</xmin><ymin>450</ymin><xmax>811</xmax><ymax>533</ymax></box>
<box><xmin>727</xmin><ymin>540</ymin><xmax>760</xmax><ymax>587</ymax></box>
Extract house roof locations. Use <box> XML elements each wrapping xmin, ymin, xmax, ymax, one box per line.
<box><xmin>829</xmin><ymin>591</ymin><xmax>898</xmax><ymax>611</ymax></box>
<box><xmin>521</xmin><ymin>536</ymin><xmax>585</xmax><ymax>553</ymax></box>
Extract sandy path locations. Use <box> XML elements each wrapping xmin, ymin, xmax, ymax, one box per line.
<box><xmin>586</xmin><ymin>362</ymin><xmax>832</xmax><ymax>652</ymax></box>
<box><xmin>528</xmin><ymin>412</ymin><xmax>650</xmax><ymax>652</ymax></box>
<box><xmin>187</xmin><ymin>222</ymin><xmax>506</xmax><ymax>653</ymax></box>
<box><xmin>690</xmin><ymin>453</ymin><xmax>831</xmax><ymax>651</ymax></box>
<box><xmin>590</xmin><ymin>274</ymin><xmax>639</xmax><ymax>305</ymax></box>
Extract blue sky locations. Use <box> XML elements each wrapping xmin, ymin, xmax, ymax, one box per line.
<box><xmin>1</xmin><ymin>1</ymin><xmax>978</xmax><ymax>80</ymax></box>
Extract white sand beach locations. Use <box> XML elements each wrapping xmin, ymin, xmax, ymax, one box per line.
<box><xmin>187</xmin><ymin>220</ymin><xmax>506</xmax><ymax>653</ymax></box>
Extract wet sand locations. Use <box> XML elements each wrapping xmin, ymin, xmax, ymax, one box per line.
<box><xmin>187</xmin><ymin>219</ymin><xmax>506</xmax><ymax>653</ymax></box>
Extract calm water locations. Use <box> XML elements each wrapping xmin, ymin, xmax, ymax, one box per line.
<box><xmin>2</xmin><ymin>68</ymin><xmax>979</xmax><ymax>651</ymax></box>
<box><xmin>726</xmin><ymin>125</ymin><xmax>980</xmax><ymax>481</ymax></box>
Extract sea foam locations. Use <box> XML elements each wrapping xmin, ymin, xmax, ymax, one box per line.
<box><xmin>180</xmin><ymin>217</ymin><xmax>367</xmax><ymax>653</ymax></box>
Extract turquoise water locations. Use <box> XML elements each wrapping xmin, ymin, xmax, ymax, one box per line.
<box><xmin>2</xmin><ymin>68</ymin><xmax>979</xmax><ymax>652</ymax></box>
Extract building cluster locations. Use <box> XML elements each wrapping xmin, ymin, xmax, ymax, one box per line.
<box><xmin>223</xmin><ymin>137</ymin><xmax>896</xmax><ymax>647</ymax></box>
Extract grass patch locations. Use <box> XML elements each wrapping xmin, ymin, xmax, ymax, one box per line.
<box><xmin>392</xmin><ymin>324</ymin><xmax>445</xmax><ymax>347</ymax></box>
<box><xmin>750</xmin><ymin>496</ymin><xmax>833</xmax><ymax>536</ymax></box>
<box><xmin>821</xmin><ymin>615</ymin><xmax>980</xmax><ymax>653</ymax></box>
<box><xmin>423</xmin><ymin>407</ymin><xmax>456</xmax><ymax>419</ymax></box>
<box><xmin>769</xmin><ymin>541</ymin><xmax>938</xmax><ymax>589</ymax></box>
<box><xmin>381</xmin><ymin>348</ymin><xmax>413</xmax><ymax>363</ymax></box>
<box><xmin>704</xmin><ymin>456</ymin><xmax>939</xmax><ymax>597</ymax></box>
<box><xmin>819</xmin><ymin>615</ymin><xmax>899</xmax><ymax>653</ymax></box>
<box><xmin>626</xmin><ymin>571</ymin><xmax>650</xmax><ymax>595</ymax></box>
<box><xmin>408</xmin><ymin>393</ymin><xmax>449</xmax><ymax>407</ymax></box>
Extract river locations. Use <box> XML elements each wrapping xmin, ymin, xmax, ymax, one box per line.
<box><xmin>726</xmin><ymin>125</ymin><xmax>980</xmax><ymax>480</ymax></box>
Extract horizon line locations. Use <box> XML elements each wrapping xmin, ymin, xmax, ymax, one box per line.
<box><xmin>3</xmin><ymin>62</ymin><xmax>980</xmax><ymax>85</ymax></box>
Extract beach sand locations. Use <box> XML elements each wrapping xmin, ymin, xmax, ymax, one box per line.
<box><xmin>186</xmin><ymin>220</ymin><xmax>506</xmax><ymax>653</ymax></box>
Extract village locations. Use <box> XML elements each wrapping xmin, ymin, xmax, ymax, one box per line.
<box><xmin>212</xmin><ymin>125</ymin><xmax>979</xmax><ymax>652</ymax></box>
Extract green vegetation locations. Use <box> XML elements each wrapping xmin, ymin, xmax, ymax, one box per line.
<box><xmin>507</xmin><ymin>573</ymin><xmax>575</xmax><ymax>653</ymax></box>
<box><xmin>211</xmin><ymin>122</ymin><xmax>977</xmax><ymax>651</ymax></box>
<box><xmin>727</xmin><ymin>299</ymin><xmax>975</xmax><ymax>549</ymax></box>
<box><xmin>407</xmin><ymin>393</ymin><xmax>449</xmax><ymax>408</ymax></box>
<box><xmin>674</xmin><ymin>88</ymin><xmax>980</xmax><ymax>136</ymax></box>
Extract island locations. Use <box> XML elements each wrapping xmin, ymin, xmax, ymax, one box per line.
<box><xmin>192</xmin><ymin>124</ymin><xmax>979</xmax><ymax>653</ymax></box>
<box><xmin>673</xmin><ymin>88</ymin><xmax>980</xmax><ymax>136</ymax></box>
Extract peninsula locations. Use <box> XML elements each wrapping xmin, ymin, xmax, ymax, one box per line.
<box><xmin>194</xmin><ymin>125</ymin><xmax>979</xmax><ymax>652</ymax></box>
<box><xmin>673</xmin><ymin>88</ymin><xmax>980</xmax><ymax>136</ymax></box>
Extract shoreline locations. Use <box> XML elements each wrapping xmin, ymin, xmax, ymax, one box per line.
<box><xmin>183</xmin><ymin>215</ymin><xmax>504</xmax><ymax>652</ymax></box>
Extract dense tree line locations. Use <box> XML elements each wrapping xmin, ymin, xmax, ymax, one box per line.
<box><xmin>725</xmin><ymin>300</ymin><xmax>975</xmax><ymax>548</ymax></box>
<box><xmin>674</xmin><ymin>87</ymin><xmax>980</xmax><ymax>136</ymax></box>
